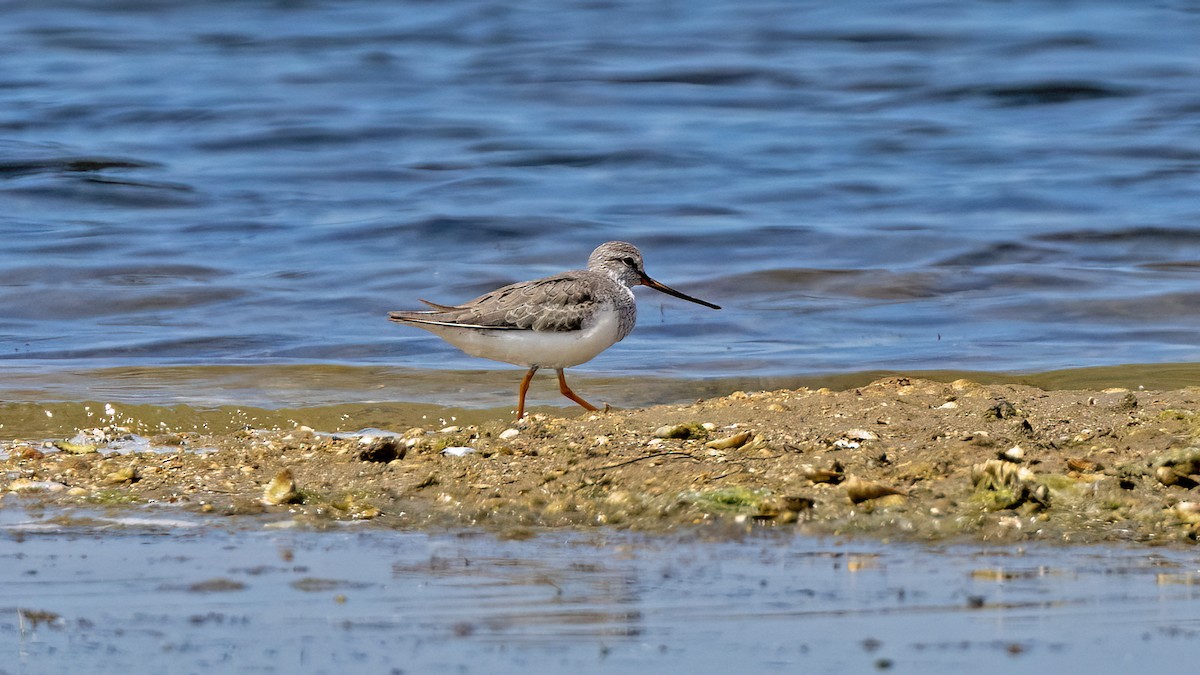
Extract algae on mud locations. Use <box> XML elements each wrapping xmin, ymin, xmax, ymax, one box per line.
<box><xmin>4</xmin><ymin>377</ymin><xmax>1200</xmax><ymax>545</ymax></box>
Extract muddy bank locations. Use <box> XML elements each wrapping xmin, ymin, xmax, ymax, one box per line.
<box><xmin>5</xmin><ymin>377</ymin><xmax>1200</xmax><ymax>544</ymax></box>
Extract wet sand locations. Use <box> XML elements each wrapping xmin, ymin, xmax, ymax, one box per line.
<box><xmin>5</xmin><ymin>377</ymin><xmax>1200</xmax><ymax>544</ymax></box>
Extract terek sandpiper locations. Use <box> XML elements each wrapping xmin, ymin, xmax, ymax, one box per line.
<box><xmin>388</xmin><ymin>241</ymin><xmax>720</xmax><ymax>419</ymax></box>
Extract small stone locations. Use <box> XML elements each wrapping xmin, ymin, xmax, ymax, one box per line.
<box><xmin>1156</xmin><ymin>466</ymin><xmax>1199</xmax><ymax>489</ymax></box>
<box><xmin>806</xmin><ymin>468</ymin><xmax>844</xmax><ymax>484</ymax></box>
<box><xmin>653</xmin><ymin>423</ymin><xmax>706</xmax><ymax>440</ymax></box>
<box><xmin>845</xmin><ymin>429</ymin><xmax>878</xmax><ymax>441</ymax></box>
<box><xmin>439</xmin><ymin>425</ymin><xmax>460</xmax><ymax>434</ymax></box>
<box><xmin>985</xmin><ymin>401</ymin><xmax>1018</xmax><ymax>419</ymax></box>
<box><xmin>442</xmin><ymin>446</ymin><xmax>475</xmax><ymax>457</ymax></box>
<box><xmin>1174</xmin><ymin>502</ymin><xmax>1200</xmax><ymax>523</ymax></box>
<box><xmin>935</xmin><ymin>401</ymin><xmax>958</xmax><ymax>410</ymax></box>
<box><xmin>845</xmin><ymin>476</ymin><xmax>906</xmax><ymax>504</ymax></box>
<box><xmin>1112</xmin><ymin>393</ymin><xmax>1138</xmax><ymax>412</ymax></box>
<box><xmin>706</xmin><ymin>431</ymin><xmax>752</xmax><ymax>450</ymax></box>
<box><xmin>104</xmin><ymin>466</ymin><xmax>138</xmax><ymax>485</ymax></box>
<box><xmin>1002</xmin><ymin>446</ymin><xmax>1024</xmax><ymax>462</ymax></box>
<box><xmin>262</xmin><ymin>469</ymin><xmax>301</xmax><ymax>505</ymax></box>
<box><xmin>499</xmin><ymin>428</ymin><xmax>520</xmax><ymax>441</ymax></box>
<box><xmin>1066</xmin><ymin>457</ymin><xmax>1101</xmax><ymax>473</ymax></box>
<box><xmin>1152</xmin><ymin>448</ymin><xmax>1200</xmax><ymax>476</ymax></box>
<box><xmin>6</xmin><ymin>479</ymin><xmax>68</xmax><ymax>493</ymax></box>
<box><xmin>14</xmin><ymin>446</ymin><xmax>44</xmax><ymax>460</ymax></box>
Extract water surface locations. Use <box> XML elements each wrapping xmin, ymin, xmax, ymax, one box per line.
<box><xmin>2</xmin><ymin>1</ymin><xmax>1200</xmax><ymax>406</ymax></box>
<box><xmin>3</xmin><ymin>511</ymin><xmax>1199</xmax><ymax>673</ymax></box>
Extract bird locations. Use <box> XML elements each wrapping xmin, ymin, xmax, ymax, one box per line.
<box><xmin>388</xmin><ymin>241</ymin><xmax>720</xmax><ymax>419</ymax></box>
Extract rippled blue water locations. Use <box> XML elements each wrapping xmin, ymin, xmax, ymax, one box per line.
<box><xmin>3</xmin><ymin>1</ymin><xmax>1200</xmax><ymax>390</ymax></box>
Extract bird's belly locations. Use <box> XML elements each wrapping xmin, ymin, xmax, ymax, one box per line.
<box><xmin>421</xmin><ymin>310</ymin><xmax>623</xmax><ymax>369</ymax></box>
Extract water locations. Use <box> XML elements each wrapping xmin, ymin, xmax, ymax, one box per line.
<box><xmin>3</xmin><ymin>511</ymin><xmax>1200</xmax><ymax>674</ymax></box>
<box><xmin>2</xmin><ymin>1</ymin><xmax>1200</xmax><ymax>409</ymax></box>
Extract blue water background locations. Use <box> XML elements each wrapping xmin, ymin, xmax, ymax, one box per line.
<box><xmin>2</xmin><ymin>0</ymin><xmax>1200</xmax><ymax>393</ymax></box>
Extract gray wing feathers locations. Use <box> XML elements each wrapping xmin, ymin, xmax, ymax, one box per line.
<box><xmin>390</xmin><ymin>271</ymin><xmax>610</xmax><ymax>332</ymax></box>
<box><xmin>418</xmin><ymin>299</ymin><xmax>463</xmax><ymax>311</ymax></box>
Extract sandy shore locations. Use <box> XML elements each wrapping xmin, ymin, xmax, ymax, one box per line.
<box><xmin>4</xmin><ymin>377</ymin><xmax>1200</xmax><ymax>544</ymax></box>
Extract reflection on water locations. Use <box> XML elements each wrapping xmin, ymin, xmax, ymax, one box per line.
<box><xmin>2</xmin><ymin>512</ymin><xmax>1199</xmax><ymax>673</ymax></box>
<box><xmin>1</xmin><ymin>1</ymin><xmax>1200</xmax><ymax>388</ymax></box>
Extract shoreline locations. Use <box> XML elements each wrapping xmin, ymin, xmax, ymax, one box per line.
<box><xmin>4</xmin><ymin>377</ymin><xmax>1200</xmax><ymax>545</ymax></box>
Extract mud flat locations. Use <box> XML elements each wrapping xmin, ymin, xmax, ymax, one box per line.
<box><xmin>5</xmin><ymin>377</ymin><xmax>1200</xmax><ymax>544</ymax></box>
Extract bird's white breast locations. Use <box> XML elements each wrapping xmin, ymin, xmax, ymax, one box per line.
<box><xmin>414</xmin><ymin>304</ymin><xmax>626</xmax><ymax>369</ymax></box>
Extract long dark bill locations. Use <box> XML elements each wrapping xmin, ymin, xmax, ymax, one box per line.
<box><xmin>641</xmin><ymin>276</ymin><xmax>721</xmax><ymax>310</ymax></box>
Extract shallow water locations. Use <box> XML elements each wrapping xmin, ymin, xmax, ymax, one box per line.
<box><xmin>2</xmin><ymin>510</ymin><xmax>1199</xmax><ymax>674</ymax></box>
<box><xmin>3</xmin><ymin>1</ymin><xmax>1200</xmax><ymax>402</ymax></box>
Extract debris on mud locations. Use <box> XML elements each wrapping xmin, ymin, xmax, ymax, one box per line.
<box><xmin>5</xmin><ymin>377</ymin><xmax>1200</xmax><ymax>544</ymax></box>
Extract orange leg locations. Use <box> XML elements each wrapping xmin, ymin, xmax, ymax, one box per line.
<box><xmin>516</xmin><ymin>366</ymin><xmax>538</xmax><ymax>419</ymax></box>
<box><xmin>556</xmin><ymin>368</ymin><xmax>599</xmax><ymax>411</ymax></box>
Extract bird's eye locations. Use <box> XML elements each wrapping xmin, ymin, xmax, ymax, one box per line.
<box><xmin>621</xmin><ymin>257</ymin><xmax>637</xmax><ymax>267</ymax></box>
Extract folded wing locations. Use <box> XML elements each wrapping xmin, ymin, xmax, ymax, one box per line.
<box><xmin>389</xmin><ymin>271</ymin><xmax>606</xmax><ymax>333</ymax></box>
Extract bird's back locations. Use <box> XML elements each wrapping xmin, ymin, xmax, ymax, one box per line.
<box><xmin>390</xmin><ymin>269</ymin><xmax>635</xmax><ymax>338</ymax></box>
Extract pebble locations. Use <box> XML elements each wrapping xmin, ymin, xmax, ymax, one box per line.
<box><xmin>7</xmin><ymin>479</ymin><xmax>68</xmax><ymax>492</ymax></box>
<box><xmin>845</xmin><ymin>476</ymin><xmax>906</xmax><ymax>504</ymax></box>
<box><xmin>439</xmin><ymin>426</ymin><xmax>461</xmax><ymax>434</ymax></box>
<box><xmin>845</xmin><ymin>429</ymin><xmax>878</xmax><ymax>441</ymax></box>
<box><xmin>104</xmin><ymin>467</ymin><xmax>138</xmax><ymax>485</ymax></box>
<box><xmin>1066</xmin><ymin>456</ymin><xmax>1101</xmax><ymax>472</ymax></box>
<box><xmin>1156</xmin><ymin>466</ymin><xmax>1198</xmax><ymax>489</ymax></box>
<box><xmin>499</xmin><ymin>428</ymin><xmax>520</xmax><ymax>441</ymax></box>
<box><xmin>654</xmin><ymin>423</ymin><xmax>704</xmax><ymax>440</ymax></box>
<box><xmin>804</xmin><ymin>466</ymin><xmax>845</xmax><ymax>484</ymax></box>
<box><xmin>442</xmin><ymin>446</ymin><xmax>475</xmax><ymax>457</ymax></box>
<box><xmin>262</xmin><ymin>469</ymin><xmax>300</xmax><ymax>505</ymax></box>
<box><xmin>705</xmin><ymin>430</ymin><xmax>752</xmax><ymax>450</ymax></box>
<box><xmin>1174</xmin><ymin>502</ymin><xmax>1200</xmax><ymax>523</ymax></box>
